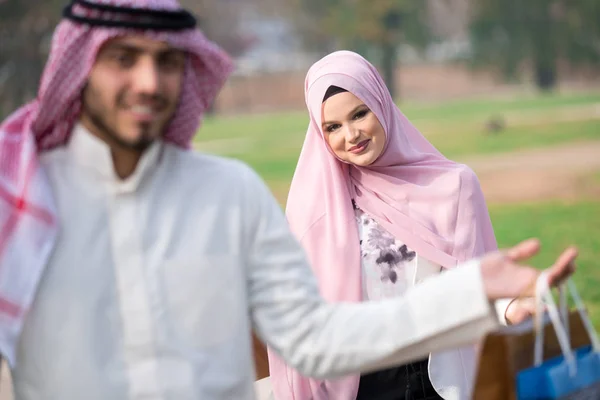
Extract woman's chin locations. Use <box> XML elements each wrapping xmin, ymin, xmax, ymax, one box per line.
<box><xmin>348</xmin><ymin>153</ymin><xmax>377</xmax><ymax>167</ymax></box>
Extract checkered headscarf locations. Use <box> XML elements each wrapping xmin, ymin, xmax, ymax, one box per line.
<box><xmin>0</xmin><ymin>0</ymin><xmax>233</xmax><ymax>365</ymax></box>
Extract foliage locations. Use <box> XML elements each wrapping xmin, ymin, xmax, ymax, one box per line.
<box><xmin>284</xmin><ymin>0</ymin><xmax>430</xmax><ymax>99</ymax></box>
<box><xmin>470</xmin><ymin>0</ymin><xmax>600</xmax><ymax>90</ymax></box>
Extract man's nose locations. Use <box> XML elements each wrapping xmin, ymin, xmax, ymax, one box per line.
<box><xmin>132</xmin><ymin>57</ymin><xmax>160</xmax><ymax>95</ymax></box>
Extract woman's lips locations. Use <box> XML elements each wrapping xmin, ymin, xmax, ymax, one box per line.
<box><xmin>348</xmin><ymin>139</ymin><xmax>370</xmax><ymax>154</ymax></box>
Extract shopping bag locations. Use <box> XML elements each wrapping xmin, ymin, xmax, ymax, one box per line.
<box><xmin>253</xmin><ymin>332</ymin><xmax>270</xmax><ymax>380</ymax></box>
<box><xmin>473</xmin><ymin>282</ymin><xmax>594</xmax><ymax>399</ymax></box>
<box><xmin>516</xmin><ymin>276</ymin><xmax>600</xmax><ymax>399</ymax></box>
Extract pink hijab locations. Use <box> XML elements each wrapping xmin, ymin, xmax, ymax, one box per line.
<box><xmin>0</xmin><ymin>0</ymin><xmax>232</xmax><ymax>365</ymax></box>
<box><xmin>267</xmin><ymin>51</ymin><xmax>497</xmax><ymax>399</ymax></box>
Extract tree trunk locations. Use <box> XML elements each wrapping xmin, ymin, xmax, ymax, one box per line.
<box><xmin>532</xmin><ymin>3</ymin><xmax>558</xmax><ymax>91</ymax></box>
<box><xmin>534</xmin><ymin>61</ymin><xmax>557</xmax><ymax>91</ymax></box>
<box><xmin>381</xmin><ymin>41</ymin><xmax>398</xmax><ymax>100</ymax></box>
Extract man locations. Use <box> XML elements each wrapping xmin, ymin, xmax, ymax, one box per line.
<box><xmin>0</xmin><ymin>1</ymin><xmax>576</xmax><ymax>399</ymax></box>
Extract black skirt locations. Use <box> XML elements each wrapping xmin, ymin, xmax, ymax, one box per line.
<box><xmin>355</xmin><ymin>358</ymin><xmax>443</xmax><ymax>400</ymax></box>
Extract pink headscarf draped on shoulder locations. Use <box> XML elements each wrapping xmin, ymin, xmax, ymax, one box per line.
<box><xmin>267</xmin><ymin>51</ymin><xmax>497</xmax><ymax>399</ymax></box>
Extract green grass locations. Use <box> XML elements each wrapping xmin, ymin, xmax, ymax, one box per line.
<box><xmin>490</xmin><ymin>201</ymin><xmax>600</xmax><ymax>327</ymax></box>
<box><xmin>199</xmin><ymin>91</ymin><xmax>600</xmax><ymax>141</ymax></box>
<box><xmin>400</xmin><ymin>91</ymin><xmax>600</xmax><ymax>122</ymax></box>
<box><xmin>202</xmin><ymin>117</ymin><xmax>600</xmax><ymax>183</ymax></box>
<box><xmin>196</xmin><ymin>92</ymin><xmax>600</xmax><ymax>328</ymax></box>
<box><xmin>428</xmin><ymin>119</ymin><xmax>600</xmax><ymax>159</ymax></box>
<box><xmin>196</xmin><ymin>91</ymin><xmax>600</xmax><ymax>182</ymax></box>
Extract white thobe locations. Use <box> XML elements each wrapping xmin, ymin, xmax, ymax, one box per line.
<box><xmin>11</xmin><ymin>124</ymin><xmax>500</xmax><ymax>400</ymax></box>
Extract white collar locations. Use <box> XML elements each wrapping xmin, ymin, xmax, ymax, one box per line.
<box><xmin>67</xmin><ymin>122</ymin><xmax>163</xmax><ymax>193</ymax></box>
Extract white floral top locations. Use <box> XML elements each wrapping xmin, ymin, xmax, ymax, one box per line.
<box><xmin>355</xmin><ymin>206</ymin><xmax>425</xmax><ymax>301</ymax></box>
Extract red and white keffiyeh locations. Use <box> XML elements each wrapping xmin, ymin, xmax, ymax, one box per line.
<box><xmin>0</xmin><ymin>0</ymin><xmax>233</xmax><ymax>365</ymax></box>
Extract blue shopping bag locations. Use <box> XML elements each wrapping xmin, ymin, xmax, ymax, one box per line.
<box><xmin>516</xmin><ymin>277</ymin><xmax>600</xmax><ymax>400</ymax></box>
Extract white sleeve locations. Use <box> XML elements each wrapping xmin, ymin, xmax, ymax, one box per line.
<box><xmin>494</xmin><ymin>298</ymin><xmax>514</xmax><ymax>325</ymax></box>
<box><xmin>241</xmin><ymin>166</ymin><xmax>500</xmax><ymax>378</ymax></box>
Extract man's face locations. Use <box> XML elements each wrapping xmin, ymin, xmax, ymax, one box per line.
<box><xmin>81</xmin><ymin>36</ymin><xmax>186</xmax><ymax>151</ymax></box>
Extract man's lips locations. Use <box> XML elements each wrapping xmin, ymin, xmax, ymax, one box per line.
<box><xmin>125</xmin><ymin>104</ymin><xmax>164</xmax><ymax>122</ymax></box>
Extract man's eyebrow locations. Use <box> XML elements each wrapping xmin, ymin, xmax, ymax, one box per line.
<box><xmin>102</xmin><ymin>43</ymin><xmax>143</xmax><ymax>53</ymax></box>
<box><xmin>101</xmin><ymin>43</ymin><xmax>184</xmax><ymax>57</ymax></box>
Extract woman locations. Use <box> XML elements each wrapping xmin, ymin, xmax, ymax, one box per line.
<box><xmin>266</xmin><ymin>51</ymin><xmax>529</xmax><ymax>400</ymax></box>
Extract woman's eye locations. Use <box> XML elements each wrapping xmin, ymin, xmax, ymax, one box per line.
<box><xmin>353</xmin><ymin>109</ymin><xmax>368</xmax><ymax>120</ymax></box>
<box><xmin>326</xmin><ymin>124</ymin><xmax>341</xmax><ymax>133</ymax></box>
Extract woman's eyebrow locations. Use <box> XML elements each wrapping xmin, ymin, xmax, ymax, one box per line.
<box><xmin>322</xmin><ymin>104</ymin><xmax>366</xmax><ymax>126</ymax></box>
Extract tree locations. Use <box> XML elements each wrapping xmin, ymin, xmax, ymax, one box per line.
<box><xmin>0</xmin><ymin>0</ymin><xmax>64</xmax><ymax>117</ymax></box>
<box><xmin>286</xmin><ymin>0</ymin><xmax>430</xmax><ymax>100</ymax></box>
<box><xmin>180</xmin><ymin>0</ymin><xmax>254</xmax><ymax>58</ymax></box>
<box><xmin>469</xmin><ymin>0</ymin><xmax>600</xmax><ymax>91</ymax></box>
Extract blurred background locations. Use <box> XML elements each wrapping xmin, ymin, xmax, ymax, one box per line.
<box><xmin>0</xmin><ymin>0</ymin><xmax>599</xmax><ymax>395</ymax></box>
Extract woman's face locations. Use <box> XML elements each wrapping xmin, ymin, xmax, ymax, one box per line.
<box><xmin>321</xmin><ymin>91</ymin><xmax>386</xmax><ymax>166</ymax></box>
